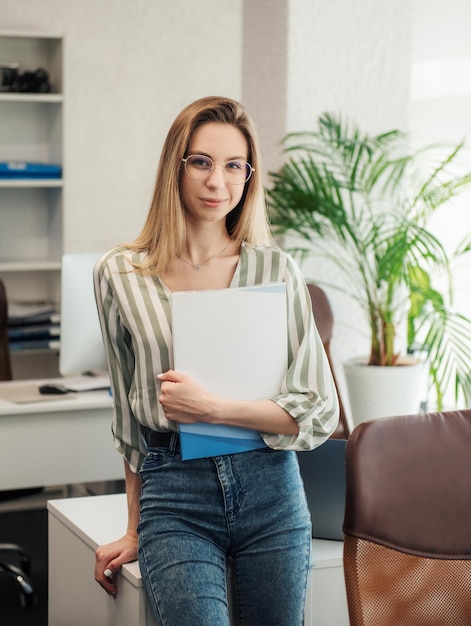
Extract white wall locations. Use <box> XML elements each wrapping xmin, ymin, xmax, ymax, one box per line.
<box><xmin>0</xmin><ymin>0</ymin><xmax>243</xmax><ymax>252</ymax></box>
<box><xmin>285</xmin><ymin>0</ymin><xmax>411</xmax><ymax>134</ymax></box>
<box><xmin>411</xmin><ymin>0</ymin><xmax>471</xmax><ymax>408</ymax></box>
<box><xmin>243</xmin><ymin>0</ymin><xmax>411</xmax><ymax>173</ymax></box>
<box><xmin>411</xmin><ymin>0</ymin><xmax>471</xmax><ymax>258</ymax></box>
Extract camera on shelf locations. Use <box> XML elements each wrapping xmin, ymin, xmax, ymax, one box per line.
<box><xmin>0</xmin><ymin>64</ymin><xmax>51</xmax><ymax>93</ymax></box>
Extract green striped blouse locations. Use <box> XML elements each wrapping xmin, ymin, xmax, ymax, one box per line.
<box><xmin>93</xmin><ymin>242</ymin><xmax>339</xmax><ymax>473</ymax></box>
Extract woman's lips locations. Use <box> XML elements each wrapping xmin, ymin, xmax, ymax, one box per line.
<box><xmin>200</xmin><ymin>197</ymin><xmax>227</xmax><ymax>208</ymax></box>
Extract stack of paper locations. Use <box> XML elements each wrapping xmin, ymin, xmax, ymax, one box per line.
<box><xmin>171</xmin><ymin>283</ymin><xmax>287</xmax><ymax>460</ymax></box>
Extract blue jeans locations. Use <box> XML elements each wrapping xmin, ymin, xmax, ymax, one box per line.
<box><xmin>138</xmin><ymin>436</ymin><xmax>312</xmax><ymax>626</ymax></box>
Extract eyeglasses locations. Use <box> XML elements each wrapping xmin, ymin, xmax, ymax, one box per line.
<box><xmin>182</xmin><ymin>154</ymin><xmax>254</xmax><ymax>184</ymax></box>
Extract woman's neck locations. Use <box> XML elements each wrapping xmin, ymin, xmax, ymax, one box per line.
<box><xmin>182</xmin><ymin>224</ymin><xmax>232</xmax><ymax>265</ymax></box>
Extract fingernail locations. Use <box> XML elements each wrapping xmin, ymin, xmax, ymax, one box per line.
<box><xmin>104</xmin><ymin>568</ymin><xmax>113</xmax><ymax>577</ymax></box>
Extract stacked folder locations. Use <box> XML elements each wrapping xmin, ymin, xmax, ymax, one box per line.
<box><xmin>0</xmin><ymin>161</ymin><xmax>62</xmax><ymax>179</ymax></box>
<box><xmin>8</xmin><ymin>302</ymin><xmax>60</xmax><ymax>352</ymax></box>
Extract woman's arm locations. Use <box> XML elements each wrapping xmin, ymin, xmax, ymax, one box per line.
<box><xmin>94</xmin><ymin>460</ymin><xmax>141</xmax><ymax>598</ymax></box>
<box><xmin>158</xmin><ymin>370</ymin><xmax>299</xmax><ymax>435</ymax></box>
<box><xmin>94</xmin><ymin>251</ymin><xmax>149</xmax><ymax>474</ymax></box>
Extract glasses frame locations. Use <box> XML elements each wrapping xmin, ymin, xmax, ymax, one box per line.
<box><xmin>181</xmin><ymin>154</ymin><xmax>254</xmax><ymax>185</ymax></box>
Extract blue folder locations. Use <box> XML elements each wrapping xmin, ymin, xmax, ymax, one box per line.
<box><xmin>179</xmin><ymin>424</ymin><xmax>266</xmax><ymax>460</ymax></box>
<box><xmin>0</xmin><ymin>161</ymin><xmax>62</xmax><ymax>179</ymax></box>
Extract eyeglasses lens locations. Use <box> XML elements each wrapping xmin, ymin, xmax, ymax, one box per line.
<box><xmin>184</xmin><ymin>155</ymin><xmax>252</xmax><ymax>184</ymax></box>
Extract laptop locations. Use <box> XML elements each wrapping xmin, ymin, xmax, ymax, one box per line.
<box><xmin>296</xmin><ymin>438</ymin><xmax>347</xmax><ymax>541</ymax></box>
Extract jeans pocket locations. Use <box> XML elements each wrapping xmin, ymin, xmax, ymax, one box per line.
<box><xmin>140</xmin><ymin>448</ymin><xmax>172</xmax><ymax>473</ymax></box>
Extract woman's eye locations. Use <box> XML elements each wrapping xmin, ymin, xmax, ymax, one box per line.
<box><xmin>189</xmin><ymin>156</ymin><xmax>212</xmax><ymax>169</ymax></box>
<box><xmin>226</xmin><ymin>160</ymin><xmax>243</xmax><ymax>170</ymax></box>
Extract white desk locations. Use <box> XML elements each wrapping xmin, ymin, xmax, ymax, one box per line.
<box><xmin>48</xmin><ymin>494</ymin><xmax>349</xmax><ymax>626</ymax></box>
<box><xmin>0</xmin><ymin>379</ymin><xmax>123</xmax><ymax>490</ymax></box>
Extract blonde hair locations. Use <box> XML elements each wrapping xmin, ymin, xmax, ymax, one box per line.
<box><xmin>128</xmin><ymin>96</ymin><xmax>274</xmax><ymax>274</ymax></box>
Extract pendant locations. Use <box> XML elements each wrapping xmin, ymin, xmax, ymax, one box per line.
<box><xmin>193</xmin><ymin>264</ymin><xmax>200</xmax><ymax>271</ymax></box>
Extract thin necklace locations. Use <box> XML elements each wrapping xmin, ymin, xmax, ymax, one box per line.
<box><xmin>176</xmin><ymin>240</ymin><xmax>232</xmax><ymax>271</ymax></box>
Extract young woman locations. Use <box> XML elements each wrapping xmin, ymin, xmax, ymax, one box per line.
<box><xmin>93</xmin><ymin>96</ymin><xmax>339</xmax><ymax>626</ymax></box>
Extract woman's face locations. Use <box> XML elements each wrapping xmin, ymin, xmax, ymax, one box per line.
<box><xmin>180</xmin><ymin>122</ymin><xmax>249</xmax><ymax>225</ymax></box>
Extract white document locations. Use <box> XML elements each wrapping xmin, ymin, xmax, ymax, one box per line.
<box><xmin>171</xmin><ymin>283</ymin><xmax>288</xmax><ymax>459</ymax></box>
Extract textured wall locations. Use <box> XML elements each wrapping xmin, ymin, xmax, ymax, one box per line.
<box><xmin>242</xmin><ymin>0</ymin><xmax>289</xmax><ymax>176</ymax></box>
<box><xmin>243</xmin><ymin>0</ymin><xmax>412</xmax><ymax>173</ymax></box>
<box><xmin>286</xmin><ymin>0</ymin><xmax>411</xmax><ymax>133</ymax></box>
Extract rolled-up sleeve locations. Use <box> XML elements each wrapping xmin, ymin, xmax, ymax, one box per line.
<box><xmin>93</xmin><ymin>252</ymin><xmax>147</xmax><ymax>473</ymax></box>
<box><xmin>261</xmin><ymin>255</ymin><xmax>339</xmax><ymax>451</ymax></box>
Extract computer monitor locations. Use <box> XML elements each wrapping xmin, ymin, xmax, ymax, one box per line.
<box><xmin>59</xmin><ymin>252</ymin><xmax>107</xmax><ymax>376</ymax></box>
<box><xmin>296</xmin><ymin>438</ymin><xmax>347</xmax><ymax>541</ymax></box>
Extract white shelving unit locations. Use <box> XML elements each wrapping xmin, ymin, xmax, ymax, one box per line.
<box><xmin>0</xmin><ymin>31</ymin><xmax>64</xmax><ymax>378</ymax></box>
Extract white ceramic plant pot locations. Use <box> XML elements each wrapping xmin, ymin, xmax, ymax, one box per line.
<box><xmin>343</xmin><ymin>356</ymin><xmax>426</xmax><ymax>428</ymax></box>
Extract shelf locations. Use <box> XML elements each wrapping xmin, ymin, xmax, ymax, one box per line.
<box><xmin>0</xmin><ymin>30</ymin><xmax>63</xmax><ymax>39</ymax></box>
<box><xmin>0</xmin><ymin>30</ymin><xmax>64</xmax><ymax>379</ymax></box>
<box><xmin>0</xmin><ymin>178</ymin><xmax>63</xmax><ymax>188</ymax></box>
<box><xmin>0</xmin><ymin>93</ymin><xmax>63</xmax><ymax>103</ymax></box>
<box><xmin>10</xmin><ymin>347</ymin><xmax>60</xmax><ymax>356</ymax></box>
<box><xmin>0</xmin><ymin>261</ymin><xmax>61</xmax><ymax>272</ymax></box>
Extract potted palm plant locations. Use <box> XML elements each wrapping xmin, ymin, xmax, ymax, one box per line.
<box><xmin>268</xmin><ymin>112</ymin><xmax>471</xmax><ymax>425</ymax></box>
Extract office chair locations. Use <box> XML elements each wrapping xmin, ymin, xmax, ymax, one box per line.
<box><xmin>307</xmin><ymin>284</ymin><xmax>350</xmax><ymax>439</ymax></box>
<box><xmin>343</xmin><ymin>409</ymin><xmax>471</xmax><ymax>625</ymax></box>
<box><xmin>0</xmin><ymin>278</ymin><xmax>36</xmax><ymax>607</ymax></box>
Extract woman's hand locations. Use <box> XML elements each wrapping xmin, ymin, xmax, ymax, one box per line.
<box><xmin>158</xmin><ymin>371</ymin><xmax>299</xmax><ymax>435</ymax></box>
<box><xmin>157</xmin><ymin>370</ymin><xmax>216</xmax><ymax>424</ymax></box>
<box><xmin>95</xmin><ymin>533</ymin><xmax>139</xmax><ymax>598</ymax></box>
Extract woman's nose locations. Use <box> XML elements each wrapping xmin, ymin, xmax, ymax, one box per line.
<box><xmin>206</xmin><ymin>164</ymin><xmax>226</xmax><ymax>188</ymax></box>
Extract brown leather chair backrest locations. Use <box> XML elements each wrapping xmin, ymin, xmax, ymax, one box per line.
<box><xmin>343</xmin><ymin>410</ymin><xmax>471</xmax><ymax>625</ymax></box>
<box><xmin>0</xmin><ymin>278</ymin><xmax>13</xmax><ymax>381</ymax></box>
<box><xmin>307</xmin><ymin>283</ymin><xmax>349</xmax><ymax>439</ymax></box>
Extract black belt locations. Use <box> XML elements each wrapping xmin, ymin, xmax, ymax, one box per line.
<box><xmin>146</xmin><ymin>430</ymin><xmax>180</xmax><ymax>449</ymax></box>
